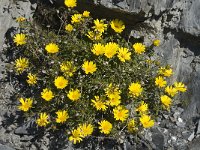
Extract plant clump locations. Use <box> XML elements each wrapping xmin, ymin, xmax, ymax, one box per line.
<box><xmin>9</xmin><ymin>0</ymin><xmax>187</xmax><ymax>145</ymax></box>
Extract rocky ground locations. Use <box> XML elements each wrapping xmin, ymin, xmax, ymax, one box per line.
<box><xmin>0</xmin><ymin>0</ymin><xmax>200</xmax><ymax>149</ymax></box>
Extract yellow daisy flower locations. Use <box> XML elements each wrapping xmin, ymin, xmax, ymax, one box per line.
<box><xmin>60</xmin><ymin>61</ymin><xmax>76</xmax><ymax>77</ymax></box>
<box><xmin>69</xmin><ymin>128</ymin><xmax>82</xmax><ymax>144</ymax></box>
<box><xmin>155</xmin><ymin>76</ymin><xmax>167</xmax><ymax>88</ymax></box>
<box><xmin>36</xmin><ymin>113</ymin><xmax>49</xmax><ymax>127</ymax></box>
<box><xmin>15</xmin><ymin>57</ymin><xmax>29</xmax><ymax>74</ymax></box>
<box><xmin>98</xmin><ymin>120</ymin><xmax>112</xmax><ymax>134</ymax></box>
<box><xmin>104</xmin><ymin>42</ymin><xmax>119</xmax><ymax>58</ymax></box>
<box><xmin>82</xmin><ymin>61</ymin><xmax>97</xmax><ymax>74</ymax></box>
<box><xmin>117</xmin><ymin>47</ymin><xmax>131</xmax><ymax>62</ymax></box>
<box><xmin>13</xmin><ymin>33</ymin><xmax>26</xmax><ymax>46</ymax></box>
<box><xmin>140</xmin><ymin>115</ymin><xmax>154</xmax><ymax>128</ymax></box>
<box><xmin>107</xmin><ymin>92</ymin><xmax>121</xmax><ymax>106</ymax></box>
<box><xmin>45</xmin><ymin>43</ymin><xmax>59</xmax><ymax>53</ymax></box>
<box><xmin>110</xmin><ymin>19</ymin><xmax>125</xmax><ymax>33</ymax></box>
<box><xmin>105</xmin><ymin>84</ymin><xmax>121</xmax><ymax>106</ymax></box>
<box><xmin>41</xmin><ymin>88</ymin><xmax>54</xmax><ymax>101</ymax></box>
<box><xmin>91</xmin><ymin>96</ymin><xmax>107</xmax><ymax>111</ymax></box>
<box><xmin>91</xmin><ymin>43</ymin><xmax>105</xmax><ymax>56</ymax></box>
<box><xmin>54</xmin><ymin>76</ymin><xmax>68</xmax><ymax>89</ymax></box>
<box><xmin>113</xmin><ymin>106</ymin><xmax>129</xmax><ymax>122</ymax></box>
<box><xmin>71</xmin><ymin>14</ymin><xmax>82</xmax><ymax>24</ymax></box>
<box><xmin>92</xmin><ymin>19</ymin><xmax>107</xmax><ymax>33</ymax></box>
<box><xmin>163</xmin><ymin>68</ymin><xmax>173</xmax><ymax>77</ymax></box>
<box><xmin>165</xmin><ymin>86</ymin><xmax>178</xmax><ymax>97</ymax></box>
<box><xmin>136</xmin><ymin>101</ymin><xmax>148</xmax><ymax>114</ymax></box>
<box><xmin>174</xmin><ymin>82</ymin><xmax>187</xmax><ymax>92</ymax></box>
<box><xmin>129</xmin><ymin>82</ymin><xmax>143</xmax><ymax>97</ymax></box>
<box><xmin>82</xmin><ymin>11</ymin><xmax>90</xmax><ymax>17</ymax></box>
<box><xmin>65</xmin><ymin>24</ymin><xmax>73</xmax><ymax>32</ymax></box>
<box><xmin>26</xmin><ymin>73</ymin><xmax>37</xmax><ymax>85</ymax></box>
<box><xmin>78</xmin><ymin>123</ymin><xmax>94</xmax><ymax>137</ymax></box>
<box><xmin>67</xmin><ymin>89</ymin><xmax>81</xmax><ymax>101</ymax></box>
<box><xmin>160</xmin><ymin>95</ymin><xmax>172</xmax><ymax>110</ymax></box>
<box><xmin>133</xmin><ymin>43</ymin><xmax>146</xmax><ymax>54</ymax></box>
<box><xmin>18</xmin><ymin>98</ymin><xmax>33</xmax><ymax>112</ymax></box>
<box><xmin>64</xmin><ymin>0</ymin><xmax>77</xmax><ymax>8</ymax></box>
<box><xmin>153</xmin><ymin>39</ymin><xmax>160</xmax><ymax>46</ymax></box>
<box><xmin>56</xmin><ymin>110</ymin><xmax>69</xmax><ymax>123</ymax></box>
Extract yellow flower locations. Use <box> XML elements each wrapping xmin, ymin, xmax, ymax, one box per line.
<box><xmin>92</xmin><ymin>19</ymin><xmax>107</xmax><ymax>33</ymax></box>
<box><xmin>41</xmin><ymin>88</ymin><xmax>54</xmax><ymax>101</ymax></box>
<box><xmin>117</xmin><ymin>47</ymin><xmax>131</xmax><ymax>62</ymax></box>
<box><xmin>128</xmin><ymin>119</ymin><xmax>136</xmax><ymax>133</ymax></box>
<box><xmin>105</xmin><ymin>84</ymin><xmax>121</xmax><ymax>106</ymax></box>
<box><xmin>107</xmin><ymin>92</ymin><xmax>121</xmax><ymax>106</ymax></box>
<box><xmin>153</xmin><ymin>39</ymin><xmax>160</xmax><ymax>46</ymax></box>
<box><xmin>69</xmin><ymin>129</ymin><xmax>82</xmax><ymax>144</ymax></box>
<box><xmin>113</xmin><ymin>106</ymin><xmax>129</xmax><ymax>122</ymax></box>
<box><xmin>71</xmin><ymin>14</ymin><xmax>82</xmax><ymax>24</ymax></box>
<box><xmin>129</xmin><ymin>82</ymin><xmax>143</xmax><ymax>97</ymax></box>
<box><xmin>65</xmin><ymin>24</ymin><xmax>73</xmax><ymax>32</ymax></box>
<box><xmin>64</xmin><ymin>0</ymin><xmax>77</xmax><ymax>8</ymax></box>
<box><xmin>98</xmin><ymin>120</ymin><xmax>112</xmax><ymax>134</ymax></box>
<box><xmin>78</xmin><ymin>123</ymin><xmax>93</xmax><ymax>137</ymax></box>
<box><xmin>16</xmin><ymin>16</ymin><xmax>26</xmax><ymax>22</ymax></box>
<box><xmin>158</xmin><ymin>67</ymin><xmax>173</xmax><ymax>77</ymax></box>
<box><xmin>163</xmin><ymin>68</ymin><xmax>173</xmax><ymax>77</ymax></box>
<box><xmin>60</xmin><ymin>61</ymin><xmax>76</xmax><ymax>77</ymax></box>
<box><xmin>87</xmin><ymin>31</ymin><xmax>102</xmax><ymax>41</ymax></box>
<box><xmin>36</xmin><ymin>113</ymin><xmax>49</xmax><ymax>127</ymax></box>
<box><xmin>56</xmin><ymin>110</ymin><xmax>69</xmax><ymax>123</ymax></box>
<box><xmin>110</xmin><ymin>19</ymin><xmax>125</xmax><ymax>33</ymax></box>
<box><xmin>91</xmin><ymin>43</ymin><xmax>105</xmax><ymax>56</ymax></box>
<box><xmin>160</xmin><ymin>95</ymin><xmax>172</xmax><ymax>109</ymax></box>
<box><xmin>45</xmin><ymin>43</ymin><xmax>59</xmax><ymax>53</ymax></box>
<box><xmin>67</xmin><ymin>89</ymin><xmax>81</xmax><ymax>101</ymax></box>
<box><xmin>104</xmin><ymin>42</ymin><xmax>119</xmax><ymax>58</ymax></box>
<box><xmin>82</xmin><ymin>61</ymin><xmax>97</xmax><ymax>74</ymax></box>
<box><xmin>133</xmin><ymin>43</ymin><xmax>146</xmax><ymax>54</ymax></box>
<box><xmin>54</xmin><ymin>76</ymin><xmax>68</xmax><ymax>89</ymax></box>
<box><xmin>18</xmin><ymin>98</ymin><xmax>33</xmax><ymax>112</ymax></box>
<box><xmin>155</xmin><ymin>76</ymin><xmax>167</xmax><ymax>88</ymax></box>
<box><xmin>15</xmin><ymin>57</ymin><xmax>29</xmax><ymax>74</ymax></box>
<box><xmin>136</xmin><ymin>101</ymin><xmax>148</xmax><ymax>114</ymax></box>
<box><xmin>26</xmin><ymin>73</ymin><xmax>37</xmax><ymax>85</ymax></box>
<box><xmin>174</xmin><ymin>82</ymin><xmax>187</xmax><ymax>92</ymax></box>
<box><xmin>165</xmin><ymin>86</ymin><xmax>178</xmax><ymax>97</ymax></box>
<box><xmin>91</xmin><ymin>96</ymin><xmax>107</xmax><ymax>111</ymax></box>
<box><xmin>83</xmin><ymin>11</ymin><xmax>90</xmax><ymax>17</ymax></box>
<box><xmin>13</xmin><ymin>33</ymin><xmax>26</xmax><ymax>46</ymax></box>
<box><xmin>140</xmin><ymin>115</ymin><xmax>154</xmax><ymax>128</ymax></box>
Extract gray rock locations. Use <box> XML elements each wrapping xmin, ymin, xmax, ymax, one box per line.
<box><xmin>189</xmin><ymin>137</ymin><xmax>200</xmax><ymax>150</ymax></box>
<box><xmin>151</xmin><ymin>128</ymin><xmax>164</xmax><ymax>150</ymax></box>
<box><xmin>188</xmin><ymin>132</ymin><xmax>195</xmax><ymax>142</ymax></box>
<box><xmin>197</xmin><ymin>120</ymin><xmax>200</xmax><ymax>135</ymax></box>
<box><xmin>0</xmin><ymin>144</ymin><xmax>15</xmax><ymax>150</ymax></box>
<box><xmin>14</xmin><ymin>119</ymin><xmax>37</xmax><ymax>136</ymax></box>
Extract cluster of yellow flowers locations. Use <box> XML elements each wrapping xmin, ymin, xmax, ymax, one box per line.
<box><xmin>12</xmin><ymin>0</ymin><xmax>188</xmax><ymax>145</ymax></box>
